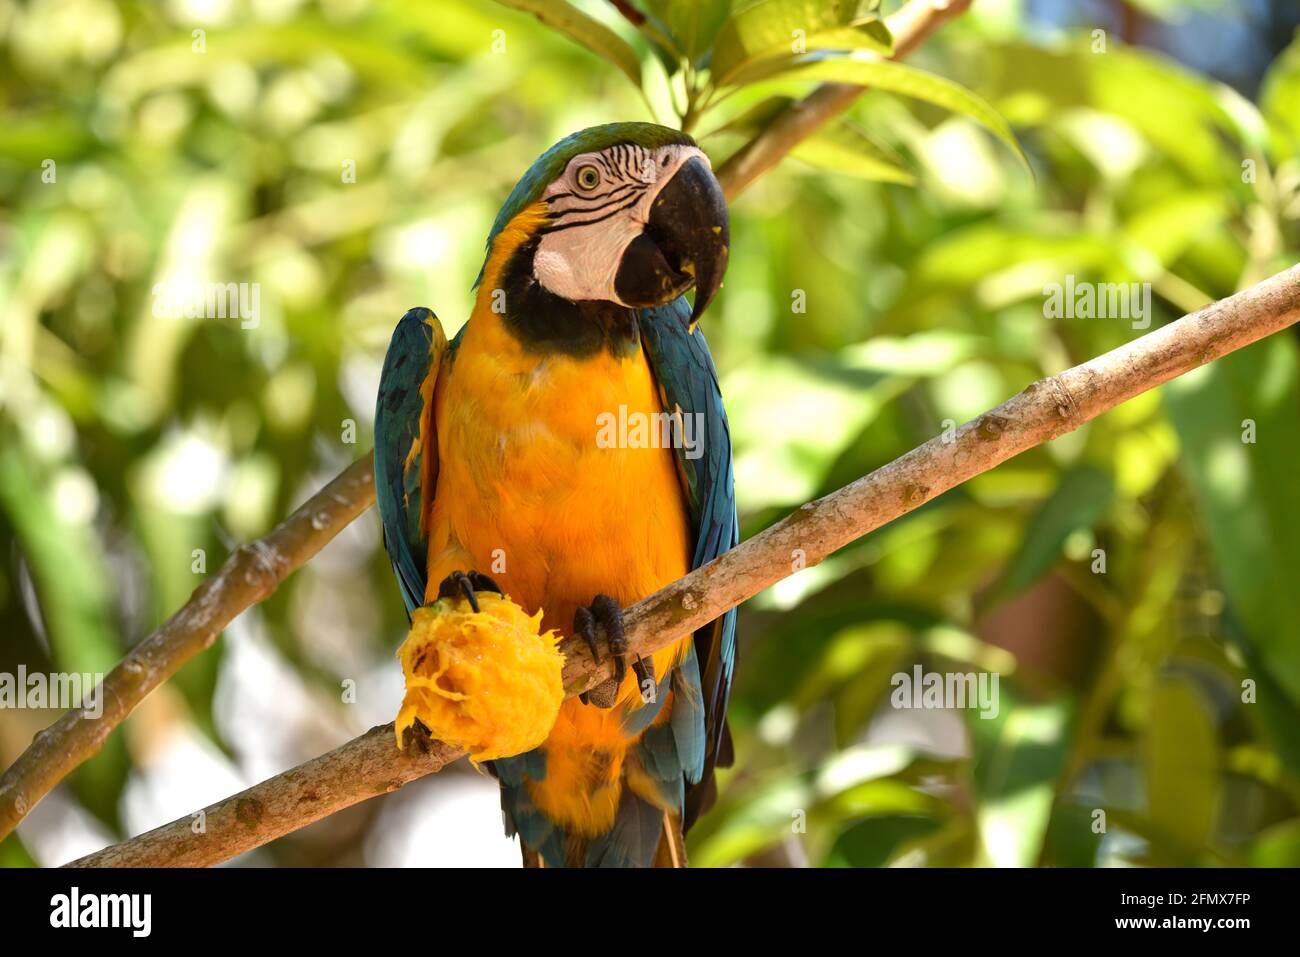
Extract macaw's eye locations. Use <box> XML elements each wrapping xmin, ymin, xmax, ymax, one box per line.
<box><xmin>576</xmin><ymin>164</ymin><xmax>601</xmax><ymax>191</ymax></box>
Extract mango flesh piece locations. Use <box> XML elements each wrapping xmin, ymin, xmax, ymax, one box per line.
<box><xmin>394</xmin><ymin>592</ymin><xmax>565</xmax><ymax>762</ymax></box>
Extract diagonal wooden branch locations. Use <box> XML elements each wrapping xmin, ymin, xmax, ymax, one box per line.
<box><xmin>67</xmin><ymin>262</ymin><xmax>1300</xmax><ymax>867</ymax></box>
<box><xmin>0</xmin><ymin>0</ymin><xmax>974</xmax><ymax>844</ymax></box>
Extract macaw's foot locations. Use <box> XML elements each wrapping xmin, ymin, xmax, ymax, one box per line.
<box><xmin>401</xmin><ymin>716</ymin><xmax>435</xmax><ymax>756</ymax></box>
<box><xmin>436</xmin><ymin>570</ymin><xmax>503</xmax><ymax>613</ymax></box>
<box><xmin>574</xmin><ymin>594</ymin><xmax>654</xmax><ymax>709</ymax></box>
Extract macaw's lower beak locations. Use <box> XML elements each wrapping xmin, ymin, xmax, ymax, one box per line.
<box><xmin>615</xmin><ymin>155</ymin><xmax>730</xmax><ymax>326</ymax></box>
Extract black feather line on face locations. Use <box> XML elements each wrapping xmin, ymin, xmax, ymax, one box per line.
<box><xmin>539</xmin><ymin>192</ymin><xmax>643</xmax><ymax>235</ymax></box>
<box><xmin>549</xmin><ymin>181</ymin><xmax>638</xmax><ymax>205</ymax></box>
<box><xmin>547</xmin><ymin>182</ymin><xmax>641</xmax><ymax>217</ymax></box>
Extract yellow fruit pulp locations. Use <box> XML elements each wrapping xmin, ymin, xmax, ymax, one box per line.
<box><xmin>394</xmin><ymin>592</ymin><xmax>565</xmax><ymax>762</ymax></box>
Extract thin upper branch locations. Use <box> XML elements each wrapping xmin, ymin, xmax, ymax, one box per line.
<box><xmin>67</xmin><ymin>263</ymin><xmax>1300</xmax><ymax>867</ymax></box>
<box><xmin>0</xmin><ymin>0</ymin><xmax>976</xmax><ymax>844</ymax></box>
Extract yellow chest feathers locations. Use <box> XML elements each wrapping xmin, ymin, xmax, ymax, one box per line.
<box><xmin>428</xmin><ymin>310</ymin><xmax>690</xmax><ymax>626</ymax></box>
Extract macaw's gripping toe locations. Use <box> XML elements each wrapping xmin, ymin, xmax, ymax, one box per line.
<box><xmin>436</xmin><ymin>570</ymin><xmax>504</xmax><ymax>613</ymax></box>
<box><xmin>574</xmin><ymin>593</ymin><xmax>653</xmax><ymax>709</ymax></box>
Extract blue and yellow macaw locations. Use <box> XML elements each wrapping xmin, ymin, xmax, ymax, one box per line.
<box><xmin>373</xmin><ymin>122</ymin><xmax>737</xmax><ymax>867</ymax></box>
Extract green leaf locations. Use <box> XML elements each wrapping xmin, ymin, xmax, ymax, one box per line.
<box><xmin>710</xmin><ymin>96</ymin><xmax>913</xmax><ymax>183</ymax></box>
<box><xmin>106</xmin><ymin>18</ymin><xmax>435</xmax><ymax>103</ymax></box>
<box><xmin>1143</xmin><ymin>676</ymin><xmax>1218</xmax><ymax>860</ymax></box>
<box><xmin>492</xmin><ymin>0</ymin><xmax>643</xmax><ymax>86</ymax></box>
<box><xmin>1250</xmin><ymin>820</ymin><xmax>1300</xmax><ymax>867</ymax></box>
<box><xmin>991</xmin><ymin>465</ymin><xmax>1114</xmax><ymax>601</ymax></box>
<box><xmin>712</xmin><ymin>0</ymin><xmax>890</xmax><ymax>85</ymax></box>
<box><xmin>725</xmin><ymin>355</ymin><xmax>911</xmax><ymax>509</ymax></box>
<box><xmin>728</xmin><ymin>52</ymin><xmax>1028</xmax><ymax>171</ymax></box>
<box><xmin>686</xmin><ymin>774</ymin><xmax>811</xmax><ymax>866</ymax></box>
<box><xmin>825</xmin><ymin>815</ymin><xmax>940</xmax><ymax>867</ymax></box>
<box><xmin>976</xmin><ymin>41</ymin><xmax>1240</xmax><ymax>185</ymax></box>
<box><xmin>0</xmin><ymin>445</ymin><xmax>118</xmax><ymax>675</ymax></box>
<box><xmin>0</xmin><ymin>437</ymin><xmax>130</xmax><ymax>829</ymax></box>
<box><xmin>1260</xmin><ymin>32</ymin><xmax>1300</xmax><ymax>162</ymax></box>
<box><xmin>0</xmin><ymin>833</ymin><xmax>36</xmax><ymax>868</ymax></box>
<box><xmin>969</xmin><ymin>691</ymin><xmax>1073</xmax><ymax>867</ymax></box>
<box><xmin>1121</xmin><ymin>191</ymin><xmax>1229</xmax><ymax>269</ymax></box>
<box><xmin>791</xmin><ymin>121</ymin><xmax>915</xmax><ymax>184</ymax></box>
<box><xmin>800</xmin><ymin>19</ymin><xmax>894</xmax><ymax>58</ymax></box>
<box><xmin>1042</xmin><ymin>803</ymin><xmax>1103</xmax><ymax>867</ymax></box>
<box><xmin>646</xmin><ymin>0</ymin><xmax>732</xmax><ymax>63</ymax></box>
<box><xmin>1164</xmin><ymin>337</ymin><xmax>1300</xmax><ymax>709</ymax></box>
<box><xmin>705</xmin><ymin>93</ymin><xmax>795</xmax><ymax>137</ymax></box>
<box><xmin>830</xmin><ymin>627</ymin><xmax>911</xmax><ymax>743</ymax></box>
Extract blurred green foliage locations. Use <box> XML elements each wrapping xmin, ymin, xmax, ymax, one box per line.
<box><xmin>2</xmin><ymin>0</ymin><xmax>1300</xmax><ymax>867</ymax></box>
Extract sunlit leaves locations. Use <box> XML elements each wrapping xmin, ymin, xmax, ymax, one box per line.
<box><xmin>710</xmin><ymin>0</ymin><xmax>891</xmax><ymax>87</ymax></box>
<box><xmin>1260</xmin><ymin>32</ymin><xmax>1300</xmax><ymax>162</ymax></box>
<box><xmin>1143</xmin><ymin>676</ymin><xmax>1218</xmax><ymax>863</ymax></box>
<box><xmin>969</xmin><ymin>694</ymin><xmax>1072</xmax><ymax>867</ymax></box>
<box><xmin>711</xmin><ymin>93</ymin><xmax>913</xmax><ymax>183</ymax></box>
<box><xmin>643</xmin><ymin>0</ymin><xmax>732</xmax><ymax>64</ymax></box>
<box><xmin>1165</xmin><ymin>338</ymin><xmax>1300</xmax><ymax>710</ymax></box>
<box><xmin>491</xmin><ymin>0</ymin><xmax>643</xmax><ymax>86</ymax></box>
<box><xmin>990</xmin><ymin>465</ymin><xmax>1114</xmax><ymax>603</ymax></box>
<box><xmin>729</xmin><ymin>51</ymin><xmax>1029</xmax><ymax>170</ymax></box>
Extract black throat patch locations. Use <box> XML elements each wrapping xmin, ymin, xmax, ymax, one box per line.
<box><xmin>490</xmin><ymin>237</ymin><xmax>642</xmax><ymax>359</ymax></box>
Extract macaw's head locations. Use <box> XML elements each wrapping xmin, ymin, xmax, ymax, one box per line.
<box><xmin>481</xmin><ymin>122</ymin><xmax>730</xmax><ymax>334</ymax></box>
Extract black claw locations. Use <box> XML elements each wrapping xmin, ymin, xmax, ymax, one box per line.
<box><xmin>592</xmin><ymin>594</ymin><xmax>627</xmax><ymax>684</ymax></box>
<box><xmin>574</xmin><ymin>605</ymin><xmax>600</xmax><ymax>664</ymax></box>
<box><xmin>572</xmin><ymin>593</ymin><xmax>634</xmax><ymax>696</ymax></box>
<box><xmin>435</xmin><ymin>569</ymin><xmax>504</xmax><ymax>613</ymax></box>
<box><xmin>631</xmin><ymin>655</ymin><xmax>653</xmax><ymax>692</ymax></box>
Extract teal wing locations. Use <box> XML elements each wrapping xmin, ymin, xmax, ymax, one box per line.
<box><xmin>638</xmin><ymin>297</ymin><xmax>739</xmax><ymax>832</ymax></box>
<box><xmin>374</xmin><ymin>307</ymin><xmax>448</xmax><ymax>616</ymax></box>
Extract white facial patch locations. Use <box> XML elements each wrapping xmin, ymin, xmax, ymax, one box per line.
<box><xmin>532</xmin><ymin>143</ymin><xmax>708</xmax><ymax>305</ymax></box>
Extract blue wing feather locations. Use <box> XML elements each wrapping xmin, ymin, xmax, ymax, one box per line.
<box><xmin>638</xmin><ymin>297</ymin><xmax>739</xmax><ymax>830</ymax></box>
<box><xmin>374</xmin><ymin>307</ymin><xmax>448</xmax><ymax>617</ymax></box>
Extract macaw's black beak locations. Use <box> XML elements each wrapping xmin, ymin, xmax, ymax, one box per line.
<box><xmin>615</xmin><ymin>155</ymin><xmax>730</xmax><ymax>328</ymax></box>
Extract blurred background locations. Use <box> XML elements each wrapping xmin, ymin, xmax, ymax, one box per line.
<box><xmin>3</xmin><ymin>0</ymin><xmax>1300</xmax><ymax>868</ymax></box>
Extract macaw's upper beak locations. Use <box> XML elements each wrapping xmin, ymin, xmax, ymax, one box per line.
<box><xmin>615</xmin><ymin>155</ymin><xmax>730</xmax><ymax>327</ymax></box>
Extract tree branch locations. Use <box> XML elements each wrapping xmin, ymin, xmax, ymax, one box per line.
<box><xmin>0</xmin><ymin>0</ymin><xmax>976</xmax><ymax>842</ymax></box>
<box><xmin>67</xmin><ymin>262</ymin><xmax>1300</xmax><ymax>867</ymax></box>
<box><xmin>0</xmin><ymin>458</ymin><xmax>375</xmax><ymax>842</ymax></box>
